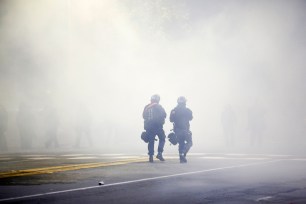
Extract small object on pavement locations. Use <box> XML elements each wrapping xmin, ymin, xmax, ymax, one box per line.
<box><xmin>99</xmin><ymin>181</ymin><xmax>104</xmax><ymax>185</ymax></box>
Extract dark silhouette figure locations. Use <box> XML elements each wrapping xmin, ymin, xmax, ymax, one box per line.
<box><xmin>247</xmin><ymin>103</ymin><xmax>266</xmax><ymax>146</ymax></box>
<box><xmin>143</xmin><ymin>94</ymin><xmax>167</xmax><ymax>163</ymax></box>
<box><xmin>17</xmin><ymin>102</ymin><xmax>35</xmax><ymax>150</ymax></box>
<box><xmin>221</xmin><ymin>104</ymin><xmax>237</xmax><ymax>147</ymax></box>
<box><xmin>44</xmin><ymin>104</ymin><xmax>59</xmax><ymax>148</ymax></box>
<box><xmin>170</xmin><ymin>96</ymin><xmax>193</xmax><ymax>163</ymax></box>
<box><xmin>74</xmin><ymin>105</ymin><xmax>93</xmax><ymax>148</ymax></box>
<box><xmin>0</xmin><ymin>105</ymin><xmax>8</xmax><ymax>151</ymax></box>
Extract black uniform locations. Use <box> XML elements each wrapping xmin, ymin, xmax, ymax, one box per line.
<box><xmin>170</xmin><ymin>103</ymin><xmax>193</xmax><ymax>160</ymax></box>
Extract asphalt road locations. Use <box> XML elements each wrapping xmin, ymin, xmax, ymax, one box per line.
<box><xmin>1</xmin><ymin>152</ymin><xmax>306</xmax><ymax>203</ymax></box>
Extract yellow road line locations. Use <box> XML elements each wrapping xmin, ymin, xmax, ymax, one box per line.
<box><xmin>0</xmin><ymin>157</ymin><xmax>148</xmax><ymax>179</ymax></box>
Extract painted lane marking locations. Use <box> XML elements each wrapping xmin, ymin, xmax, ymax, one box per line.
<box><xmin>112</xmin><ymin>156</ymin><xmax>143</xmax><ymax>159</ymax></box>
<box><xmin>0</xmin><ymin>157</ymin><xmax>147</xmax><ymax>179</ymax></box>
<box><xmin>200</xmin><ymin>156</ymin><xmax>228</xmax><ymax>159</ymax></box>
<box><xmin>61</xmin><ymin>154</ymin><xmax>95</xmax><ymax>157</ymax></box>
<box><xmin>27</xmin><ymin>157</ymin><xmax>56</xmax><ymax>160</ymax></box>
<box><xmin>21</xmin><ymin>155</ymin><xmax>49</xmax><ymax>157</ymax></box>
<box><xmin>200</xmin><ymin>156</ymin><xmax>268</xmax><ymax>160</ymax></box>
<box><xmin>224</xmin><ymin>153</ymin><xmax>250</xmax><ymax>156</ymax></box>
<box><xmin>67</xmin><ymin>157</ymin><xmax>98</xmax><ymax>160</ymax></box>
<box><xmin>188</xmin><ymin>153</ymin><xmax>207</xmax><ymax>156</ymax></box>
<box><xmin>256</xmin><ymin>196</ymin><xmax>273</xmax><ymax>201</ymax></box>
<box><xmin>0</xmin><ymin>159</ymin><xmax>285</xmax><ymax>202</ymax></box>
<box><xmin>99</xmin><ymin>154</ymin><xmax>125</xmax><ymax>156</ymax></box>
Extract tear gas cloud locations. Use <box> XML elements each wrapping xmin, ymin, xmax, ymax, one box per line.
<box><xmin>0</xmin><ymin>0</ymin><xmax>305</xmax><ymax>154</ymax></box>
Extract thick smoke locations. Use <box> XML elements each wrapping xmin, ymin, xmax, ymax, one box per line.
<box><xmin>0</xmin><ymin>0</ymin><xmax>305</xmax><ymax>154</ymax></box>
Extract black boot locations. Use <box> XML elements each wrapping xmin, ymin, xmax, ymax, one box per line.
<box><xmin>149</xmin><ymin>155</ymin><xmax>153</xmax><ymax>163</ymax></box>
<box><xmin>180</xmin><ymin>154</ymin><xmax>187</xmax><ymax>163</ymax></box>
<box><xmin>156</xmin><ymin>153</ymin><xmax>165</xmax><ymax>161</ymax></box>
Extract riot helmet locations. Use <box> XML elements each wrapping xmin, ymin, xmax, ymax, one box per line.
<box><xmin>151</xmin><ymin>94</ymin><xmax>160</xmax><ymax>103</ymax></box>
<box><xmin>177</xmin><ymin>96</ymin><xmax>187</xmax><ymax>104</ymax></box>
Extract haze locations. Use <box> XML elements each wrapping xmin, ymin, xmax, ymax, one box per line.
<box><xmin>0</xmin><ymin>0</ymin><xmax>305</xmax><ymax>154</ymax></box>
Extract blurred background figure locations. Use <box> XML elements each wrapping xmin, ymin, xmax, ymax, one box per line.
<box><xmin>221</xmin><ymin>104</ymin><xmax>237</xmax><ymax>147</ymax></box>
<box><xmin>0</xmin><ymin>104</ymin><xmax>8</xmax><ymax>151</ymax></box>
<box><xmin>74</xmin><ymin>104</ymin><xmax>93</xmax><ymax>148</ymax></box>
<box><xmin>43</xmin><ymin>102</ymin><xmax>59</xmax><ymax>148</ymax></box>
<box><xmin>247</xmin><ymin>102</ymin><xmax>266</xmax><ymax>147</ymax></box>
<box><xmin>16</xmin><ymin>102</ymin><xmax>36</xmax><ymax>150</ymax></box>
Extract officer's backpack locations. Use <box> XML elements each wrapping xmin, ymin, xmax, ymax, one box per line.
<box><xmin>168</xmin><ymin>132</ymin><xmax>178</xmax><ymax>145</ymax></box>
<box><xmin>141</xmin><ymin>131</ymin><xmax>149</xmax><ymax>143</ymax></box>
<box><xmin>143</xmin><ymin>103</ymin><xmax>165</xmax><ymax>126</ymax></box>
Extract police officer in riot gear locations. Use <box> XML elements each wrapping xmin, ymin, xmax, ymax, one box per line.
<box><xmin>143</xmin><ymin>94</ymin><xmax>167</xmax><ymax>163</ymax></box>
<box><xmin>170</xmin><ymin>96</ymin><xmax>193</xmax><ymax>163</ymax></box>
